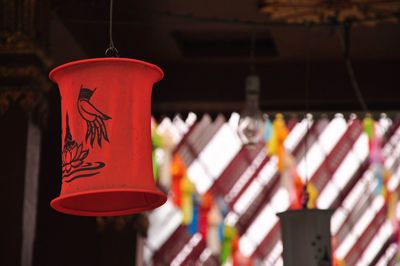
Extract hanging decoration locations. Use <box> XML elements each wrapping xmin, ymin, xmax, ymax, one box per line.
<box><xmin>306</xmin><ymin>183</ymin><xmax>318</xmax><ymax>208</ymax></box>
<box><xmin>278</xmin><ymin>209</ymin><xmax>333</xmax><ymax>266</ymax></box>
<box><xmin>158</xmin><ymin>127</ymin><xmax>175</xmax><ymax>190</ymax></box>
<box><xmin>367</xmin><ymin>117</ymin><xmax>392</xmax><ymax>201</ymax></box>
<box><xmin>147</xmin><ymin>113</ymin><xmax>400</xmax><ymax>265</ymax></box>
<box><xmin>188</xmin><ymin>195</ymin><xmax>199</xmax><ymax>235</ymax></box>
<box><xmin>171</xmin><ymin>154</ymin><xmax>186</xmax><ymax>206</ymax></box>
<box><xmin>387</xmin><ymin>190</ymin><xmax>398</xmax><ymax>221</ymax></box>
<box><xmin>262</xmin><ymin>116</ymin><xmax>272</xmax><ymax>143</ymax></box>
<box><xmin>50</xmin><ymin>58</ymin><xmax>167</xmax><ymax>216</ymax></box>
<box><xmin>238</xmin><ymin>74</ymin><xmax>264</xmax><ymax>146</ymax></box>
<box><xmin>363</xmin><ymin>114</ymin><xmax>374</xmax><ymax>146</ymax></box>
<box><xmin>238</xmin><ymin>33</ymin><xmax>264</xmax><ymax>147</ymax></box>
<box><xmin>268</xmin><ymin>113</ymin><xmax>288</xmax><ymax>172</ymax></box>
<box><xmin>207</xmin><ymin>202</ymin><xmax>222</xmax><ymax>255</ymax></box>
<box><xmin>220</xmin><ymin>225</ymin><xmax>236</xmax><ymax>264</ymax></box>
<box><xmin>282</xmin><ymin>152</ymin><xmax>301</xmax><ymax>209</ymax></box>
<box><xmin>199</xmin><ymin>192</ymin><xmax>213</xmax><ymax>238</ymax></box>
<box><xmin>49</xmin><ymin>0</ymin><xmax>167</xmax><ymax>216</ymax></box>
<box><xmin>151</xmin><ymin>119</ymin><xmax>163</xmax><ymax>181</ymax></box>
<box><xmin>181</xmin><ymin>174</ymin><xmax>196</xmax><ymax>224</ymax></box>
<box><xmin>293</xmin><ymin>174</ymin><xmax>305</xmax><ymax>209</ymax></box>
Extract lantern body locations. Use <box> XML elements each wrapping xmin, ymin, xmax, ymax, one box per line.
<box><xmin>50</xmin><ymin>58</ymin><xmax>167</xmax><ymax>216</ymax></box>
<box><xmin>278</xmin><ymin>209</ymin><xmax>333</xmax><ymax>266</ymax></box>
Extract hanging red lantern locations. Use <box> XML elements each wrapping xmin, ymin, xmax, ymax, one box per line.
<box><xmin>49</xmin><ymin>58</ymin><xmax>167</xmax><ymax>216</ymax></box>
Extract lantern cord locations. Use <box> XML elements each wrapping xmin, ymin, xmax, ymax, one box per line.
<box><xmin>105</xmin><ymin>0</ymin><xmax>119</xmax><ymax>57</ymax></box>
<box><xmin>249</xmin><ymin>31</ymin><xmax>256</xmax><ymax>73</ymax></box>
<box><xmin>302</xmin><ymin>25</ymin><xmax>311</xmax><ymax>209</ymax></box>
<box><xmin>337</xmin><ymin>23</ymin><xmax>368</xmax><ymax>112</ymax></box>
<box><xmin>302</xmin><ymin>117</ymin><xmax>310</xmax><ymax>209</ymax></box>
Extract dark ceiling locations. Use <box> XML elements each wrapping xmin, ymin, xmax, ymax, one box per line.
<box><xmin>49</xmin><ymin>0</ymin><xmax>400</xmax><ymax>115</ymax></box>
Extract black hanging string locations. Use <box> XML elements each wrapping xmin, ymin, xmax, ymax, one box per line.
<box><xmin>336</xmin><ymin>22</ymin><xmax>376</xmax><ymax>233</ymax></box>
<box><xmin>337</xmin><ymin>22</ymin><xmax>368</xmax><ymax>112</ymax></box>
<box><xmin>105</xmin><ymin>0</ymin><xmax>119</xmax><ymax>57</ymax></box>
<box><xmin>302</xmin><ymin>25</ymin><xmax>312</xmax><ymax>209</ymax></box>
<box><xmin>249</xmin><ymin>31</ymin><xmax>256</xmax><ymax>73</ymax></box>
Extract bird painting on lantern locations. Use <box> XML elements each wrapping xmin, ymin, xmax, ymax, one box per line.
<box><xmin>77</xmin><ymin>85</ymin><xmax>112</xmax><ymax>148</ymax></box>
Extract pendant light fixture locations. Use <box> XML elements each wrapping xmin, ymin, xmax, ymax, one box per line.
<box><xmin>238</xmin><ymin>32</ymin><xmax>264</xmax><ymax>146</ymax></box>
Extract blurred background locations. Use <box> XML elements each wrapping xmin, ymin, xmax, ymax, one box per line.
<box><xmin>1</xmin><ymin>0</ymin><xmax>400</xmax><ymax>265</ymax></box>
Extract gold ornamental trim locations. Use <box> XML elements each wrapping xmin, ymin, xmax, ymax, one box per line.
<box><xmin>259</xmin><ymin>0</ymin><xmax>400</xmax><ymax>25</ymax></box>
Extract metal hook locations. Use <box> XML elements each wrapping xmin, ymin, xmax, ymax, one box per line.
<box><xmin>105</xmin><ymin>46</ymin><xmax>119</xmax><ymax>57</ymax></box>
<box><xmin>105</xmin><ymin>0</ymin><xmax>119</xmax><ymax>57</ymax></box>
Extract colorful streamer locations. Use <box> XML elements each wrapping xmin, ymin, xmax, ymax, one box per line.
<box><xmin>151</xmin><ymin>121</ymin><xmax>162</xmax><ymax>180</ymax></box>
<box><xmin>199</xmin><ymin>192</ymin><xmax>213</xmax><ymax>239</ymax></box>
<box><xmin>181</xmin><ymin>174</ymin><xmax>196</xmax><ymax>224</ymax></box>
<box><xmin>207</xmin><ymin>203</ymin><xmax>222</xmax><ymax>255</ymax></box>
<box><xmin>263</xmin><ymin>118</ymin><xmax>272</xmax><ymax>143</ymax></box>
<box><xmin>268</xmin><ymin>113</ymin><xmax>288</xmax><ymax>172</ymax></box>
<box><xmin>306</xmin><ymin>182</ymin><xmax>318</xmax><ymax>209</ymax></box>
<box><xmin>281</xmin><ymin>152</ymin><xmax>302</xmax><ymax>209</ymax></box>
<box><xmin>362</xmin><ymin>114</ymin><xmax>374</xmax><ymax>142</ymax></box>
<box><xmin>188</xmin><ymin>195</ymin><xmax>199</xmax><ymax>235</ymax></box>
<box><xmin>171</xmin><ymin>154</ymin><xmax>186</xmax><ymax>206</ymax></box>
<box><xmin>158</xmin><ymin>128</ymin><xmax>175</xmax><ymax>190</ymax></box>
<box><xmin>220</xmin><ymin>225</ymin><xmax>236</xmax><ymax>264</ymax></box>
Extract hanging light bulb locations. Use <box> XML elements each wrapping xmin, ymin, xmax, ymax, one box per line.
<box><xmin>238</xmin><ymin>74</ymin><xmax>264</xmax><ymax>146</ymax></box>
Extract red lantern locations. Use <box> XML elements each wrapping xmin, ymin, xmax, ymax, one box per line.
<box><xmin>49</xmin><ymin>58</ymin><xmax>167</xmax><ymax>216</ymax></box>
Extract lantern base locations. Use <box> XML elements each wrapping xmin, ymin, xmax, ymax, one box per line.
<box><xmin>50</xmin><ymin>188</ymin><xmax>167</xmax><ymax>216</ymax></box>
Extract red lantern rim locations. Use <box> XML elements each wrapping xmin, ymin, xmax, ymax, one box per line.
<box><xmin>50</xmin><ymin>188</ymin><xmax>167</xmax><ymax>216</ymax></box>
<box><xmin>49</xmin><ymin>57</ymin><xmax>164</xmax><ymax>83</ymax></box>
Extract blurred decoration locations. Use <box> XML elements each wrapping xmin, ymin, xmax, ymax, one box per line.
<box><xmin>367</xmin><ymin>116</ymin><xmax>394</xmax><ymax>208</ymax></box>
<box><xmin>181</xmin><ymin>174</ymin><xmax>196</xmax><ymax>224</ymax></box>
<box><xmin>387</xmin><ymin>190</ymin><xmax>398</xmax><ymax>221</ymax></box>
<box><xmin>151</xmin><ymin>119</ymin><xmax>163</xmax><ymax>181</ymax></box>
<box><xmin>268</xmin><ymin>113</ymin><xmax>288</xmax><ymax>172</ymax></box>
<box><xmin>220</xmin><ymin>225</ymin><xmax>236</xmax><ymax>264</ymax></box>
<box><xmin>278</xmin><ymin>209</ymin><xmax>333</xmax><ymax>266</ymax></box>
<box><xmin>158</xmin><ymin>126</ymin><xmax>175</xmax><ymax>190</ymax></box>
<box><xmin>238</xmin><ymin>32</ymin><xmax>265</xmax><ymax>147</ymax></box>
<box><xmin>259</xmin><ymin>0</ymin><xmax>400</xmax><ymax>25</ymax></box>
<box><xmin>146</xmin><ymin>113</ymin><xmax>400</xmax><ymax>265</ymax></box>
<box><xmin>207</xmin><ymin>203</ymin><xmax>223</xmax><ymax>255</ymax></box>
<box><xmin>199</xmin><ymin>192</ymin><xmax>213</xmax><ymax>238</ymax></box>
<box><xmin>188</xmin><ymin>195</ymin><xmax>200</xmax><ymax>235</ymax></box>
<box><xmin>171</xmin><ymin>154</ymin><xmax>186</xmax><ymax>206</ymax></box>
<box><xmin>262</xmin><ymin>116</ymin><xmax>273</xmax><ymax>143</ymax></box>
<box><xmin>363</xmin><ymin>113</ymin><xmax>374</xmax><ymax>143</ymax></box>
<box><xmin>306</xmin><ymin>182</ymin><xmax>318</xmax><ymax>209</ymax></box>
<box><xmin>282</xmin><ymin>152</ymin><xmax>303</xmax><ymax>209</ymax></box>
<box><xmin>238</xmin><ymin>74</ymin><xmax>264</xmax><ymax>146</ymax></box>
